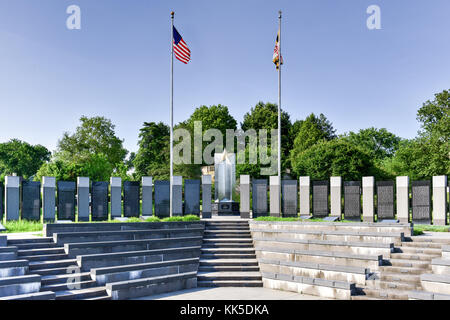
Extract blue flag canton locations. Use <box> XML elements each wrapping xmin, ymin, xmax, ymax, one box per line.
<box><xmin>173</xmin><ymin>27</ymin><xmax>182</xmax><ymax>45</ymax></box>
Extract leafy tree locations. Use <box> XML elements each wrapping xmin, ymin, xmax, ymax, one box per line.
<box><xmin>133</xmin><ymin>122</ymin><xmax>170</xmax><ymax>180</ymax></box>
<box><xmin>342</xmin><ymin>127</ymin><xmax>401</xmax><ymax>161</ymax></box>
<box><xmin>56</xmin><ymin>116</ymin><xmax>128</xmax><ymax>168</ymax></box>
<box><xmin>291</xmin><ymin>139</ymin><xmax>382</xmax><ymax>180</ymax></box>
<box><xmin>0</xmin><ymin>139</ymin><xmax>50</xmax><ymax>180</ymax></box>
<box><xmin>240</xmin><ymin>102</ymin><xmax>292</xmax><ymax>173</ymax></box>
<box><xmin>36</xmin><ymin>153</ymin><xmax>113</xmax><ymax>182</ymax></box>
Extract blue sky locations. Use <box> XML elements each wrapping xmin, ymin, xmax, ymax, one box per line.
<box><xmin>0</xmin><ymin>0</ymin><xmax>449</xmax><ymax>155</ymax></box>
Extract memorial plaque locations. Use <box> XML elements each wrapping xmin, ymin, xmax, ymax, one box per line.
<box><xmin>92</xmin><ymin>181</ymin><xmax>109</xmax><ymax>221</ymax></box>
<box><xmin>184</xmin><ymin>180</ymin><xmax>200</xmax><ymax>215</ymax></box>
<box><xmin>344</xmin><ymin>181</ymin><xmax>361</xmax><ymax>220</ymax></box>
<box><xmin>377</xmin><ymin>181</ymin><xmax>395</xmax><ymax>220</ymax></box>
<box><xmin>312</xmin><ymin>180</ymin><xmax>329</xmax><ymax>217</ymax></box>
<box><xmin>282</xmin><ymin>180</ymin><xmax>298</xmax><ymax>217</ymax></box>
<box><xmin>155</xmin><ymin>180</ymin><xmax>170</xmax><ymax>218</ymax></box>
<box><xmin>252</xmin><ymin>179</ymin><xmax>268</xmax><ymax>218</ymax></box>
<box><xmin>21</xmin><ymin>181</ymin><xmax>41</xmax><ymax>221</ymax></box>
<box><xmin>412</xmin><ymin>180</ymin><xmax>431</xmax><ymax>223</ymax></box>
<box><xmin>123</xmin><ymin>181</ymin><xmax>140</xmax><ymax>217</ymax></box>
<box><xmin>57</xmin><ymin>181</ymin><xmax>76</xmax><ymax>221</ymax></box>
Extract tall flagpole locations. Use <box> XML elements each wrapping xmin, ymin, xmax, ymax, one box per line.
<box><xmin>277</xmin><ymin>11</ymin><xmax>282</xmax><ymax>214</ymax></box>
<box><xmin>170</xmin><ymin>11</ymin><xmax>174</xmax><ymax>217</ymax></box>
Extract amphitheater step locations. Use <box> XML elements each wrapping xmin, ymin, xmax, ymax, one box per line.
<box><xmin>201</xmin><ymin>253</ymin><xmax>257</xmax><ymax>259</ymax></box>
<box><xmin>30</xmin><ymin>266</ymin><xmax>74</xmax><ymax>276</ymax></box>
<box><xmin>13</xmin><ymin>242</ymin><xmax>60</xmax><ymax>250</ymax></box>
<box><xmin>388</xmin><ymin>258</ymin><xmax>432</xmax><ymax>269</ymax></box>
<box><xmin>365</xmin><ymin>279</ymin><xmax>421</xmax><ymax>291</ymax></box>
<box><xmin>42</xmin><ymin>279</ymin><xmax>97</xmax><ymax>292</ymax></box>
<box><xmin>29</xmin><ymin>259</ymin><xmax>78</xmax><ymax>271</ymax></box>
<box><xmin>390</xmin><ymin>253</ymin><xmax>440</xmax><ymax>261</ymax></box>
<box><xmin>201</xmin><ymin>248</ymin><xmax>255</xmax><ymax>254</ymax></box>
<box><xmin>55</xmin><ymin>286</ymin><xmax>109</xmax><ymax>300</ymax></box>
<box><xmin>197</xmin><ymin>271</ymin><xmax>262</xmax><ymax>281</ymax></box>
<box><xmin>7</xmin><ymin>238</ymin><xmax>54</xmax><ymax>245</ymax></box>
<box><xmin>19</xmin><ymin>253</ymin><xmax>70</xmax><ymax>262</ymax></box>
<box><xmin>198</xmin><ymin>265</ymin><xmax>260</xmax><ymax>272</ymax></box>
<box><xmin>401</xmin><ymin>242</ymin><xmax>443</xmax><ymax>249</ymax></box>
<box><xmin>380</xmin><ymin>272</ymin><xmax>421</xmax><ymax>284</ymax></box>
<box><xmin>41</xmin><ymin>272</ymin><xmax>92</xmax><ymax>286</ymax></box>
<box><xmin>360</xmin><ymin>287</ymin><xmax>410</xmax><ymax>300</ymax></box>
<box><xmin>397</xmin><ymin>246</ymin><xmax>442</xmax><ymax>255</ymax></box>
<box><xmin>379</xmin><ymin>266</ymin><xmax>429</xmax><ymax>275</ymax></box>
<box><xmin>18</xmin><ymin>247</ymin><xmax>65</xmax><ymax>256</ymax></box>
<box><xmin>198</xmin><ymin>280</ymin><xmax>263</xmax><ymax>287</ymax></box>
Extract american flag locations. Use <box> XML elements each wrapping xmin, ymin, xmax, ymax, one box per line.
<box><xmin>273</xmin><ymin>30</ymin><xmax>283</xmax><ymax>69</ymax></box>
<box><xmin>173</xmin><ymin>26</ymin><xmax>190</xmax><ymax>64</ymax></box>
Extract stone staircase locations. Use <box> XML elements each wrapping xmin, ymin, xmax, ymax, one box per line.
<box><xmin>353</xmin><ymin>237</ymin><xmax>449</xmax><ymax>300</ymax></box>
<box><xmin>10</xmin><ymin>238</ymin><xmax>110</xmax><ymax>300</ymax></box>
<box><xmin>197</xmin><ymin>220</ymin><xmax>263</xmax><ymax>287</ymax></box>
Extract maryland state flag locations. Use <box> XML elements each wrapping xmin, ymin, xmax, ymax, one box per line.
<box><xmin>273</xmin><ymin>30</ymin><xmax>283</xmax><ymax>69</ymax></box>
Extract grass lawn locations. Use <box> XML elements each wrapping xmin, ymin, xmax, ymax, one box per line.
<box><xmin>413</xmin><ymin>224</ymin><xmax>450</xmax><ymax>236</ymax></box>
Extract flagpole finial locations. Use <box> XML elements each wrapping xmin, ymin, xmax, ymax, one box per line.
<box><xmin>171</xmin><ymin>11</ymin><xmax>174</xmax><ymax>17</ymax></box>
<box><xmin>279</xmin><ymin>10</ymin><xmax>282</xmax><ymax>18</ymax></box>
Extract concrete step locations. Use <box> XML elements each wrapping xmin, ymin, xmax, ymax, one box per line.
<box><xmin>29</xmin><ymin>259</ymin><xmax>78</xmax><ymax>271</ymax></box>
<box><xmin>204</xmin><ymin>235</ymin><xmax>252</xmax><ymax>239</ymax></box>
<box><xmin>13</xmin><ymin>242</ymin><xmax>60</xmax><ymax>250</ymax></box>
<box><xmin>365</xmin><ymin>279</ymin><xmax>421</xmax><ymax>291</ymax></box>
<box><xmin>398</xmin><ymin>246</ymin><xmax>442</xmax><ymax>255</ymax></box>
<box><xmin>201</xmin><ymin>248</ymin><xmax>255</xmax><ymax>254</ymax></box>
<box><xmin>401</xmin><ymin>242</ymin><xmax>443</xmax><ymax>249</ymax></box>
<box><xmin>380</xmin><ymin>273</ymin><xmax>421</xmax><ymax>284</ymax></box>
<box><xmin>361</xmin><ymin>287</ymin><xmax>409</xmax><ymax>300</ymax></box>
<box><xmin>199</xmin><ymin>259</ymin><xmax>259</xmax><ymax>267</ymax></box>
<box><xmin>85</xmin><ymin>295</ymin><xmax>111</xmax><ymax>300</ymax></box>
<box><xmin>201</xmin><ymin>253</ymin><xmax>257</xmax><ymax>259</ymax></box>
<box><xmin>379</xmin><ymin>266</ymin><xmax>429</xmax><ymax>275</ymax></box>
<box><xmin>0</xmin><ymin>275</ymin><xmax>41</xmax><ymax>298</ymax></box>
<box><xmin>0</xmin><ymin>260</ymin><xmax>29</xmax><ymax>277</ymax></box>
<box><xmin>55</xmin><ymin>286</ymin><xmax>109</xmax><ymax>300</ymax></box>
<box><xmin>390</xmin><ymin>253</ymin><xmax>439</xmax><ymax>261</ymax></box>
<box><xmin>7</xmin><ymin>238</ymin><xmax>53</xmax><ymax>245</ymax></box>
<box><xmin>206</xmin><ymin>226</ymin><xmax>250</xmax><ymax>230</ymax></box>
<box><xmin>20</xmin><ymin>253</ymin><xmax>70</xmax><ymax>262</ymax></box>
<box><xmin>202</xmin><ymin>243</ymin><xmax>254</xmax><ymax>248</ymax></box>
<box><xmin>410</xmin><ymin>237</ymin><xmax>450</xmax><ymax>244</ymax></box>
<box><xmin>203</xmin><ymin>238</ymin><xmax>253</xmax><ymax>244</ymax></box>
<box><xmin>18</xmin><ymin>247</ymin><xmax>65</xmax><ymax>256</ymax></box>
<box><xmin>0</xmin><ymin>291</ymin><xmax>55</xmax><ymax>300</ymax></box>
<box><xmin>30</xmin><ymin>266</ymin><xmax>72</xmax><ymax>276</ymax></box>
<box><xmin>41</xmin><ymin>272</ymin><xmax>92</xmax><ymax>285</ymax></box>
<box><xmin>42</xmin><ymin>280</ymin><xmax>97</xmax><ymax>292</ymax></box>
<box><xmin>197</xmin><ymin>271</ymin><xmax>262</xmax><ymax>281</ymax></box>
<box><xmin>388</xmin><ymin>258</ymin><xmax>431</xmax><ymax>269</ymax></box>
<box><xmin>198</xmin><ymin>280</ymin><xmax>263</xmax><ymax>287</ymax></box>
<box><xmin>198</xmin><ymin>265</ymin><xmax>260</xmax><ymax>272</ymax></box>
<box><xmin>350</xmin><ymin>296</ymin><xmax>384</xmax><ymax>300</ymax></box>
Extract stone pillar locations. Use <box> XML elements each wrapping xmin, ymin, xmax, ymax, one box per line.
<box><xmin>299</xmin><ymin>176</ymin><xmax>310</xmax><ymax>217</ymax></box>
<box><xmin>330</xmin><ymin>176</ymin><xmax>342</xmax><ymax>219</ymax></box>
<box><xmin>240</xmin><ymin>175</ymin><xmax>250</xmax><ymax>219</ymax></box>
<box><xmin>42</xmin><ymin>176</ymin><xmax>56</xmax><ymax>222</ymax></box>
<box><xmin>202</xmin><ymin>175</ymin><xmax>212</xmax><ymax>219</ymax></box>
<box><xmin>5</xmin><ymin>176</ymin><xmax>20</xmax><ymax>221</ymax></box>
<box><xmin>396</xmin><ymin>176</ymin><xmax>410</xmax><ymax>223</ymax></box>
<box><xmin>362</xmin><ymin>176</ymin><xmax>375</xmax><ymax>222</ymax></box>
<box><xmin>141</xmin><ymin>177</ymin><xmax>153</xmax><ymax>217</ymax></box>
<box><xmin>172</xmin><ymin>176</ymin><xmax>183</xmax><ymax>216</ymax></box>
<box><xmin>77</xmin><ymin>177</ymin><xmax>90</xmax><ymax>222</ymax></box>
<box><xmin>433</xmin><ymin>176</ymin><xmax>448</xmax><ymax>226</ymax></box>
<box><xmin>269</xmin><ymin>176</ymin><xmax>280</xmax><ymax>217</ymax></box>
<box><xmin>110</xmin><ymin>177</ymin><xmax>122</xmax><ymax>218</ymax></box>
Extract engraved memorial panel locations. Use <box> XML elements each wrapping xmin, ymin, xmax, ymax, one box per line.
<box><xmin>92</xmin><ymin>181</ymin><xmax>109</xmax><ymax>221</ymax></box>
<box><xmin>252</xmin><ymin>179</ymin><xmax>268</xmax><ymax>218</ymax></box>
<box><xmin>123</xmin><ymin>181</ymin><xmax>140</xmax><ymax>217</ymax></box>
<box><xmin>282</xmin><ymin>180</ymin><xmax>298</xmax><ymax>217</ymax></box>
<box><xmin>312</xmin><ymin>180</ymin><xmax>329</xmax><ymax>217</ymax></box>
<box><xmin>57</xmin><ymin>181</ymin><xmax>76</xmax><ymax>221</ymax></box>
<box><xmin>412</xmin><ymin>180</ymin><xmax>431</xmax><ymax>223</ymax></box>
<box><xmin>184</xmin><ymin>179</ymin><xmax>200</xmax><ymax>215</ymax></box>
<box><xmin>21</xmin><ymin>181</ymin><xmax>41</xmax><ymax>221</ymax></box>
<box><xmin>344</xmin><ymin>181</ymin><xmax>361</xmax><ymax>220</ymax></box>
<box><xmin>376</xmin><ymin>181</ymin><xmax>395</xmax><ymax>220</ymax></box>
<box><xmin>155</xmin><ymin>180</ymin><xmax>170</xmax><ymax>218</ymax></box>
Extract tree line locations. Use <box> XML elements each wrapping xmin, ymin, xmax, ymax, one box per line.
<box><xmin>0</xmin><ymin>89</ymin><xmax>448</xmax><ymax>183</ymax></box>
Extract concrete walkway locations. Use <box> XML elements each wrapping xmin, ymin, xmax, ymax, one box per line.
<box><xmin>134</xmin><ymin>287</ymin><xmax>330</xmax><ymax>300</ymax></box>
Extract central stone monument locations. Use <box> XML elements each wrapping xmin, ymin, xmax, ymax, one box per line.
<box><xmin>213</xmin><ymin>150</ymin><xmax>239</xmax><ymax>215</ymax></box>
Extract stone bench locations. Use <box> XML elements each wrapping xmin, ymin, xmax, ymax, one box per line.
<box><xmin>106</xmin><ymin>271</ymin><xmax>197</xmax><ymax>300</ymax></box>
<box><xmin>261</xmin><ymin>271</ymin><xmax>355</xmax><ymax>299</ymax></box>
<box><xmin>255</xmin><ymin>247</ymin><xmax>383</xmax><ymax>270</ymax></box>
<box><xmin>250</xmin><ymin>228</ymin><xmax>403</xmax><ymax>245</ymax></box>
<box><xmin>44</xmin><ymin>221</ymin><xmax>205</xmax><ymax>237</ymax></box>
<box><xmin>0</xmin><ymin>291</ymin><xmax>55</xmax><ymax>300</ymax></box>
<box><xmin>54</xmin><ymin>228</ymin><xmax>204</xmax><ymax>245</ymax></box>
<box><xmin>253</xmin><ymin>237</ymin><xmax>393</xmax><ymax>257</ymax></box>
<box><xmin>249</xmin><ymin>221</ymin><xmax>412</xmax><ymax>237</ymax></box>
<box><xmin>91</xmin><ymin>257</ymin><xmax>199</xmax><ymax>285</ymax></box>
<box><xmin>0</xmin><ymin>260</ymin><xmax>29</xmax><ymax>277</ymax></box>
<box><xmin>258</xmin><ymin>258</ymin><xmax>370</xmax><ymax>286</ymax></box>
<box><xmin>64</xmin><ymin>236</ymin><xmax>204</xmax><ymax>258</ymax></box>
<box><xmin>0</xmin><ymin>247</ymin><xmax>18</xmax><ymax>261</ymax></box>
<box><xmin>0</xmin><ymin>274</ymin><xmax>41</xmax><ymax>298</ymax></box>
<box><xmin>77</xmin><ymin>246</ymin><xmax>202</xmax><ymax>271</ymax></box>
<box><xmin>408</xmin><ymin>290</ymin><xmax>450</xmax><ymax>300</ymax></box>
<box><xmin>420</xmin><ymin>274</ymin><xmax>450</xmax><ymax>295</ymax></box>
